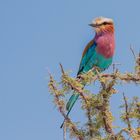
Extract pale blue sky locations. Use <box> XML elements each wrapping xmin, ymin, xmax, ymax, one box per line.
<box><xmin>0</xmin><ymin>0</ymin><xmax>140</xmax><ymax>139</ymax></box>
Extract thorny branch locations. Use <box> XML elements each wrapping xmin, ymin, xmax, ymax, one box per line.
<box><xmin>101</xmin><ymin>80</ymin><xmax>116</xmax><ymax>136</ymax></box>
<box><xmin>122</xmin><ymin>92</ymin><xmax>132</xmax><ymax>131</ymax></box>
<box><xmin>60</xmin><ymin>63</ymin><xmax>88</xmax><ymax>104</ymax></box>
<box><xmin>49</xmin><ymin>74</ymin><xmax>84</xmax><ymax>140</ymax></box>
<box><xmin>48</xmin><ymin>52</ymin><xmax>140</xmax><ymax>139</ymax></box>
<box><xmin>60</xmin><ymin>63</ymin><xmax>94</xmax><ymax>138</ymax></box>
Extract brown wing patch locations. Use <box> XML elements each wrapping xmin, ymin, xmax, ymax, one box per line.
<box><xmin>82</xmin><ymin>39</ymin><xmax>94</xmax><ymax>57</ymax></box>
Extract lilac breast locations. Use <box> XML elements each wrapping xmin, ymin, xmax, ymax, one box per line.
<box><xmin>95</xmin><ymin>33</ymin><xmax>115</xmax><ymax>58</ymax></box>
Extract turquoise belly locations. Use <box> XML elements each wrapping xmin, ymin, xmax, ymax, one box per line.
<box><xmin>82</xmin><ymin>52</ymin><xmax>112</xmax><ymax>73</ymax></box>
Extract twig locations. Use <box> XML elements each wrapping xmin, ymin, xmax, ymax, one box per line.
<box><xmin>97</xmin><ymin>76</ymin><xmax>117</xmax><ymax>136</ymax></box>
<box><xmin>63</xmin><ymin>123</ymin><xmax>66</xmax><ymax>140</ymax></box>
<box><xmin>60</xmin><ymin>63</ymin><xmax>65</xmax><ymax>75</ymax></box>
<box><xmin>97</xmin><ymin>73</ymin><xmax>140</xmax><ymax>82</ymax></box>
<box><xmin>62</xmin><ymin>75</ymin><xmax>88</xmax><ymax>104</ymax></box>
<box><xmin>122</xmin><ymin>93</ymin><xmax>132</xmax><ymax>131</ymax></box>
<box><xmin>79</xmin><ymin>71</ymin><xmax>140</xmax><ymax>84</ymax></box>
<box><xmin>130</xmin><ymin>46</ymin><xmax>136</xmax><ymax>60</ymax></box>
<box><xmin>112</xmin><ymin>63</ymin><xmax>121</xmax><ymax>72</ymax></box>
<box><xmin>87</xmin><ymin>107</ymin><xmax>93</xmax><ymax>138</ymax></box>
<box><xmin>116</xmin><ymin>128</ymin><xmax>130</xmax><ymax>138</ymax></box>
<box><xmin>116</xmin><ymin>128</ymin><xmax>139</xmax><ymax>139</ymax></box>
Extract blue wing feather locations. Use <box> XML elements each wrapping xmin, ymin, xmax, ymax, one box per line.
<box><xmin>78</xmin><ymin>40</ymin><xmax>113</xmax><ymax>75</ymax></box>
<box><xmin>78</xmin><ymin>41</ymin><xmax>97</xmax><ymax>75</ymax></box>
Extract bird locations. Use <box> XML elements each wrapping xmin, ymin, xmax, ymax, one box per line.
<box><xmin>60</xmin><ymin>17</ymin><xmax>115</xmax><ymax>128</ymax></box>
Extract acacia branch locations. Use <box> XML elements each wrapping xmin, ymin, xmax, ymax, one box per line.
<box><xmin>86</xmin><ymin>107</ymin><xmax>94</xmax><ymax>138</ymax></box>
<box><xmin>48</xmin><ymin>52</ymin><xmax>140</xmax><ymax>139</ymax></box>
<box><xmin>60</xmin><ymin>64</ymin><xmax>94</xmax><ymax>137</ymax></box>
<box><xmin>122</xmin><ymin>93</ymin><xmax>132</xmax><ymax>131</ymax></box>
<box><xmin>100</xmin><ymin>79</ymin><xmax>116</xmax><ymax>136</ymax></box>
<box><xmin>79</xmin><ymin>70</ymin><xmax>140</xmax><ymax>84</ymax></box>
<box><xmin>49</xmin><ymin>74</ymin><xmax>84</xmax><ymax>140</ymax></box>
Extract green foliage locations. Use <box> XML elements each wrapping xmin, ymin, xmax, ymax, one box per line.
<box><xmin>48</xmin><ymin>53</ymin><xmax>140</xmax><ymax>140</ymax></box>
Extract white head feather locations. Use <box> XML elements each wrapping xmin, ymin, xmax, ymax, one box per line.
<box><xmin>91</xmin><ymin>17</ymin><xmax>113</xmax><ymax>26</ymax></box>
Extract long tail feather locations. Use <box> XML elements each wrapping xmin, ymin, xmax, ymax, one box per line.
<box><xmin>60</xmin><ymin>94</ymin><xmax>79</xmax><ymax>128</ymax></box>
<box><xmin>66</xmin><ymin>94</ymin><xmax>79</xmax><ymax>111</ymax></box>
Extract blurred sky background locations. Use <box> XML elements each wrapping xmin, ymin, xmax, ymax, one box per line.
<box><xmin>0</xmin><ymin>0</ymin><xmax>140</xmax><ymax>139</ymax></box>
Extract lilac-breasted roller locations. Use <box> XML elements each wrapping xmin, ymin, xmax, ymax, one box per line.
<box><xmin>60</xmin><ymin>17</ymin><xmax>115</xmax><ymax>128</ymax></box>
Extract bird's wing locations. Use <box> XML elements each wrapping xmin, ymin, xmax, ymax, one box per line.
<box><xmin>77</xmin><ymin>39</ymin><xmax>97</xmax><ymax>75</ymax></box>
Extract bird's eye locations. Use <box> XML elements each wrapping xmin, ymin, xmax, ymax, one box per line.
<box><xmin>103</xmin><ymin>22</ymin><xmax>108</xmax><ymax>25</ymax></box>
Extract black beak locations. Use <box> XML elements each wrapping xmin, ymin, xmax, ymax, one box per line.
<box><xmin>89</xmin><ymin>23</ymin><xmax>97</xmax><ymax>27</ymax></box>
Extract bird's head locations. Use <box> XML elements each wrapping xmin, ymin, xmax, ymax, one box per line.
<box><xmin>89</xmin><ymin>17</ymin><xmax>114</xmax><ymax>34</ymax></box>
